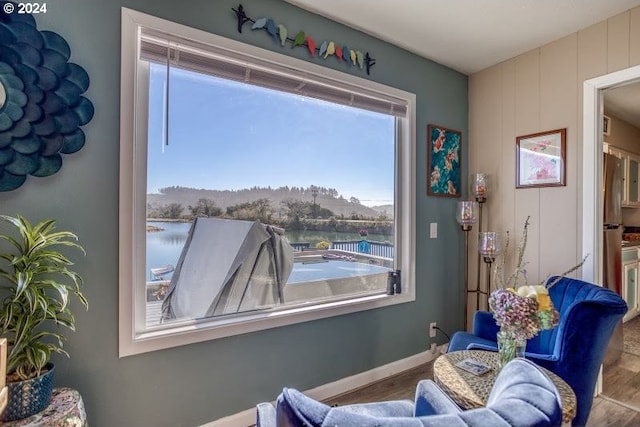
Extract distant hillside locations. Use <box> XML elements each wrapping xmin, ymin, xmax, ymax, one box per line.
<box><xmin>147</xmin><ymin>186</ymin><xmax>393</xmax><ymax>219</ymax></box>
<box><xmin>370</xmin><ymin>204</ymin><xmax>393</xmax><ymax>217</ymax></box>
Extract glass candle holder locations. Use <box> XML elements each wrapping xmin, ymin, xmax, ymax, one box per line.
<box><xmin>471</xmin><ymin>173</ymin><xmax>488</xmax><ymax>202</ymax></box>
<box><xmin>456</xmin><ymin>201</ymin><xmax>478</xmax><ymax>231</ymax></box>
<box><xmin>479</xmin><ymin>231</ymin><xmax>501</xmax><ymax>262</ymax></box>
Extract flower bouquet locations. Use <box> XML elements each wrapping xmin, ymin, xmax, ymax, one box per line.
<box><xmin>489</xmin><ymin>216</ymin><xmax>587</xmax><ymax>368</ymax></box>
<box><xmin>489</xmin><ymin>286</ymin><xmax>559</xmax><ymax>367</ymax></box>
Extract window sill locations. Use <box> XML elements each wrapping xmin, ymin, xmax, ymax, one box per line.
<box><xmin>120</xmin><ymin>290</ymin><xmax>414</xmax><ymax>357</ymax></box>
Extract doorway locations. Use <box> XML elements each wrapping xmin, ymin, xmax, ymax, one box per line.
<box><xmin>583</xmin><ymin>65</ymin><xmax>640</xmax><ymax>409</ymax></box>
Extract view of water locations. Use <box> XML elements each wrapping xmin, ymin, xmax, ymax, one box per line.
<box><xmin>146</xmin><ymin>221</ymin><xmax>393</xmax><ymax>280</ymax></box>
<box><xmin>146</xmin><ymin>222</ymin><xmax>190</xmax><ymax>280</ymax></box>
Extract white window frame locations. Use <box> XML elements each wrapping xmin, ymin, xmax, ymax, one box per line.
<box><xmin>119</xmin><ymin>7</ymin><xmax>416</xmax><ymax>357</ymax></box>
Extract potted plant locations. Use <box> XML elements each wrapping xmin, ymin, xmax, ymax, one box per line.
<box><xmin>0</xmin><ymin>215</ymin><xmax>87</xmax><ymax>421</ymax></box>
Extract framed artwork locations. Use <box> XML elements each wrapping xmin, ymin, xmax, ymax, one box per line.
<box><xmin>516</xmin><ymin>128</ymin><xmax>566</xmax><ymax>188</ymax></box>
<box><xmin>427</xmin><ymin>125</ymin><xmax>461</xmax><ymax>197</ymax></box>
<box><xmin>603</xmin><ymin>115</ymin><xmax>611</xmax><ymax>136</ymax></box>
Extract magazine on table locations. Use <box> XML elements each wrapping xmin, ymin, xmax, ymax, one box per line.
<box><xmin>455</xmin><ymin>358</ymin><xmax>491</xmax><ymax>375</ymax></box>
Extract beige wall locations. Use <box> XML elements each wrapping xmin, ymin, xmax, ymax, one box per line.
<box><xmin>468</xmin><ymin>7</ymin><xmax>640</xmax><ymax>293</ymax></box>
<box><xmin>623</xmin><ymin>205</ymin><xmax>640</xmax><ymax>225</ymax></box>
<box><xmin>604</xmin><ymin>113</ymin><xmax>640</xmax><ymax>154</ymax></box>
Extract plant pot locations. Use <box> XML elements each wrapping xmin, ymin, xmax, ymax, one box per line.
<box><xmin>1</xmin><ymin>363</ymin><xmax>55</xmax><ymax>421</ymax></box>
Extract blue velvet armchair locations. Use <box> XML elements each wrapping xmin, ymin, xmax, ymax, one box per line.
<box><xmin>448</xmin><ymin>276</ymin><xmax>628</xmax><ymax>427</ymax></box>
<box><xmin>256</xmin><ymin>358</ymin><xmax>563</xmax><ymax>427</ymax></box>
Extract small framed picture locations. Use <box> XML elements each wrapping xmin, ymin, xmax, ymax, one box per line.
<box><xmin>516</xmin><ymin>128</ymin><xmax>566</xmax><ymax>188</ymax></box>
<box><xmin>427</xmin><ymin>125</ymin><xmax>461</xmax><ymax>197</ymax></box>
<box><xmin>603</xmin><ymin>115</ymin><xmax>611</xmax><ymax>136</ymax></box>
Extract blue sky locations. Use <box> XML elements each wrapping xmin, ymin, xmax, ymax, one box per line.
<box><xmin>147</xmin><ymin>64</ymin><xmax>395</xmax><ymax>206</ymax></box>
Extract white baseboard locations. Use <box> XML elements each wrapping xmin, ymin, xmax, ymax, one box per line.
<box><xmin>202</xmin><ymin>344</ymin><xmax>447</xmax><ymax>427</ymax></box>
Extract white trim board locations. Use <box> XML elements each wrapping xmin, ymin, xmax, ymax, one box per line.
<box><xmin>582</xmin><ymin>65</ymin><xmax>640</xmax><ymax>396</ymax></box>
<box><xmin>201</xmin><ymin>345</ymin><xmax>447</xmax><ymax>427</ymax></box>
<box><xmin>582</xmin><ymin>64</ymin><xmax>640</xmax><ymax>286</ymax></box>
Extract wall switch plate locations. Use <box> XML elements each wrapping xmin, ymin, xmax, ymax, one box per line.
<box><xmin>430</xmin><ymin>222</ymin><xmax>437</xmax><ymax>238</ymax></box>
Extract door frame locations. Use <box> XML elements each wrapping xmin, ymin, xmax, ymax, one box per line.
<box><xmin>583</xmin><ymin>66</ymin><xmax>640</xmax><ymax>395</ymax></box>
<box><xmin>582</xmin><ymin>65</ymin><xmax>640</xmax><ymax>286</ymax></box>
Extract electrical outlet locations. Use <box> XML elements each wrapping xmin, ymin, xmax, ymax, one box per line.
<box><xmin>429</xmin><ymin>322</ymin><xmax>437</xmax><ymax>338</ymax></box>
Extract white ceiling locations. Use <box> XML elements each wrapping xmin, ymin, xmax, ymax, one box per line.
<box><xmin>285</xmin><ymin>0</ymin><xmax>640</xmax><ymax>75</ymax></box>
<box><xmin>285</xmin><ymin>0</ymin><xmax>640</xmax><ymax>128</ymax></box>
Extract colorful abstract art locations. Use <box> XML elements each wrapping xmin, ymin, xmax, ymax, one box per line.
<box><xmin>427</xmin><ymin>125</ymin><xmax>461</xmax><ymax>197</ymax></box>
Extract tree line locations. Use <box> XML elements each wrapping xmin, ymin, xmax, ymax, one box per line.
<box><xmin>158</xmin><ymin>185</ymin><xmax>343</xmax><ymax>198</ymax></box>
<box><xmin>147</xmin><ymin>197</ymin><xmax>392</xmax><ymax>235</ymax></box>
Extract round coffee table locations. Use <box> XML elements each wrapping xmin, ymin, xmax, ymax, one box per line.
<box><xmin>434</xmin><ymin>350</ymin><xmax>576</xmax><ymax>424</ymax></box>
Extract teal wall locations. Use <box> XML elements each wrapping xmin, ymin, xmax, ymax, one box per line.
<box><xmin>1</xmin><ymin>0</ymin><xmax>468</xmax><ymax>425</ymax></box>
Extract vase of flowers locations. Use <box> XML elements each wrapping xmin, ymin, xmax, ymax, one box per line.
<box><xmin>490</xmin><ymin>286</ymin><xmax>559</xmax><ymax>369</ymax></box>
<box><xmin>489</xmin><ymin>216</ymin><xmax>586</xmax><ymax>369</ymax></box>
<box><xmin>497</xmin><ymin>330</ymin><xmax>526</xmax><ymax>368</ymax></box>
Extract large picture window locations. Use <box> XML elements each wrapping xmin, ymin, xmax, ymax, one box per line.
<box><xmin>119</xmin><ymin>8</ymin><xmax>416</xmax><ymax>356</ymax></box>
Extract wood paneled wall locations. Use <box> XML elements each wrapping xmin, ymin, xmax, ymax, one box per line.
<box><xmin>467</xmin><ymin>8</ymin><xmax>640</xmax><ymax>302</ymax></box>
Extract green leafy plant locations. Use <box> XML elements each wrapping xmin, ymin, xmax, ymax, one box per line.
<box><xmin>0</xmin><ymin>215</ymin><xmax>87</xmax><ymax>382</ymax></box>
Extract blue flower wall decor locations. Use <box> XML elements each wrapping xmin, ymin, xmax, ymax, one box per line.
<box><xmin>0</xmin><ymin>1</ymin><xmax>94</xmax><ymax>191</ymax></box>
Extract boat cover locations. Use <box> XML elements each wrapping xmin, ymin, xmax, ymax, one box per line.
<box><xmin>161</xmin><ymin>218</ymin><xmax>293</xmax><ymax>321</ymax></box>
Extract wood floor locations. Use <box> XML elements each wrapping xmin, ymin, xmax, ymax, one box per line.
<box><xmin>602</xmin><ymin>316</ymin><xmax>640</xmax><ymax>410</ymax></box>
<box><xmin>603</xmin><ymin>351</ymin><xmax>640</xmax><ymax>408</ymax></box>
<box><xmin>324</xmin><ymin>362</ymin><xmax>434</xmax><ymax>406</ymax></box>
<box><xmin>323</xmin><ymin>358</ymin><xmax>640</xmax><ymax>427</ymax></box>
